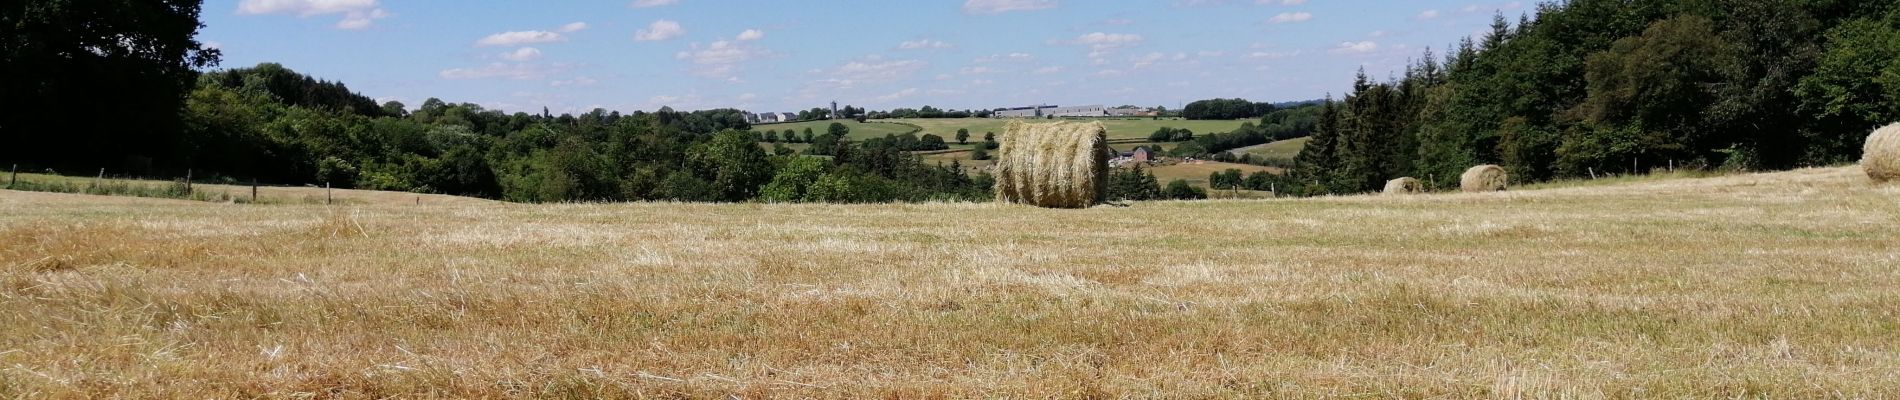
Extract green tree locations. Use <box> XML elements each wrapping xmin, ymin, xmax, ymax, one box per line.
<box><xmin>956</xmin><ymin>128</ymin><xmax>970</xmax><ymax>144</ymax></box>
<box><xmin>1163</xmin><ymin>179</ymin><xmax>1207</xmax><ymax>200</ymax></box>
<box><xmin>759</xmin><ymin>157</ymin><xmax>827</xmax><ymax>202</ymax></box>
<box><xmin>687</xmin><ymin>130</ymin><xmax>776</xmax><ymax>201</ymax></box>
<box><xmin>2</xmin><ymin>0</ymin><xmax>222</xmax><ymax>174</ymax></box>
<box><xmin>827</xmin><ymin>122</ymin><xmax>850</xmax><ymax>137</ymax></box>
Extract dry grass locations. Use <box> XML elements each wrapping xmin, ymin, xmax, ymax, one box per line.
<box><xmin>3</xmin><ymin>167</ymin><xmax>1900</xmax><ymax>398</ymax></box>
<box><xmin>1863</xmin><ymin>122</ymin><xmax>1900</xmax><ymax>182</ymax></box>
<box><xmin>993</xmin><ymin>120</ymin><xmax>1108</xmax><ymax>208</ymax></box>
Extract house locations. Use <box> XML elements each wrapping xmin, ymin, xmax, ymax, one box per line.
<box><xmin>777</xmin><ymin>112</ymin><xmax>797</xmax><ymax>122</ymax></box>
<box><xmin>1108</xmin><ymin>106</ymin><xmax>1143</xmax><ymax>117</ymax></box>
<box><xmin>1130</xmin><ymin>146</ymin><xmax>1153</xmax><ymax>162</ymax></box>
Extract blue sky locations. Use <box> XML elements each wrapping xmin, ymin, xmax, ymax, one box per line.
<box><xmin>202</xmin><ymin>0</ymin><xmax>1528</xmax><ymax>115</ymax></box>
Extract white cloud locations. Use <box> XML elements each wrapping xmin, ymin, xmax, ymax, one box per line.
<box><xmin>1033</xmin><ymin>66</ymin><xmax>1063</xmax><ymax>74</ymax></box>
<box><xmin>898</xmin><ymin>39</ymin><xmax>953</xmax><ymax>50</ymax></box>
<box><xmin>334</xmin><ymin>8</ymin><xmax>388</xmax><ymax>29</ymax></box>
<box><xmin>1417</xmin><ymin>9</ymin><xmax>1441</xmax><ymax>20</ymax></box>
<box><xmin>737</xmin><ymin>93</ymin><xmax>758</xmax><ymax>101</ymax></box>
<box><xmin>960</xmin><ymin>66</ymin><xmax>997</xmax><ymax>74</ymax></box>
<box><xmin>974</xmin><ymin>53</ymin><xmax>1033</xmax><ymax>62</ymax></box>
<box><xmin>1247</xmin><ymin>50</ymin><xmax>1300</xmax><ymax>59</ymax></box>
<box><xmin>237</xmin><ymin>0</ymin><xmax>388</xmax><ymax>30</ymax></box>
<box><xmin>559</xmin><ymin>22</ymin><xmax>589</xmax><ymax>33</ymax></box>
<box><xmin>1197</xmin><ymin>50</ymin><xmax>1225</xmax><ymax>57</ymax></box>
<box><xmin>501</xmin><ymin>47</ymin><xmax>542</xmax><ymax>61</ymax></box>
<box><xmin>1331</xmin><ymin>41</ymin><xmax>1379</xmax><ymax>54</ymax></box>
<box><xmin>439</xmin><ymin>63</ymin><xmax>566</xmax><ymax>80</ymax></box>
<box><xmin>872</xmin><ymin>88</ymin><xmax>921</xmax><ymax>102</ymax></box>
<box><xmin>1368</xmin><ymin>30</ymin><xmax>1387</xmax><ymax>38</ymax></box>
<box><xmin>737</xmin><ymin>29</ymin><xmax>764</xmax><ymax>41</ymax></box>
<box><xmin>674</xmin><ymin>40</ymin><xmax>764</xmax><ymax>78</ymax></box>
<box><xmin>1104</xmin><ymin>18</ymin><xmax>1135</xmax><ymax>25</ymax></box>
<box><xmin>1265</xmin><ymin>0</ymin><xmax>1307</xmax><ymax>4</ymax></box>
<box><xmin>1067</xmin><ymin>32</ymin><xmax>1143</xmax><ymax>50</ymax></box>
<box><xmin>1094</xmin><ymin>69</ymin><xmax>1126</xmax><ymax>77</ymax></box>
<box><xmin>963</xmin><ymin>0</ymin><xmax>1056</xmax><ymax>14</ymax></box>
<box><xmin>477</xmin><ymin>31</ymin><xmax>564</xmax><ymax>47</ymax></box>
<box><xmin>549</xmin><ymin>77</ymin><xmax>598</xmax><ymax>87</ymax></box>
<box><xmin>629</xmin><ymin>0</ymin><xmax>677</xmax><ymax>8</ymax></box>
<box><xmin>635</xmin><ymin>20</ymin><xmax>684</xmax><ymax>41</ymax></box>
<box><xmin>1267</xmin><ymin>12</ymin><xmax>1312</xmax><ymax>24</ymax></box>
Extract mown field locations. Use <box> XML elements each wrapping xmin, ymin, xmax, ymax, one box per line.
<box><xmin>757</xmin><ymin>118</ymin><xmax>1252</xmax><ymax>141</ymax></box>
<box><xmin>1228</xmin><ymin>136</ymin><xmax>1310</xmax><ymax>161</ymax></box>
<box><xmin>3</xmin><ymin>167</ymin><xmax>1898</xmax><ymax>397</ymax></box>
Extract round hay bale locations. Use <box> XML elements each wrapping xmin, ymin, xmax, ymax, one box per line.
<box><xmin>1460</xmin><ymin>165</ymin><xmax>1508</xmax><ymax>192</ymax></box>
<box><xmin>993</xmin><ymin>120</ymin><xmax>1109</xmax><ymax>208</ymax></box>
<box><xmin>1383</xmin><ymin>177</ymin><xmax>1422</xmax><ymax>195</ymax></box>
<box><xmin>1862</xmin><ymin>123</ymin><xmax>1900</xmax><ymax>182</ymax></box>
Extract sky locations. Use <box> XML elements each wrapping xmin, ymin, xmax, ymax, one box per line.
<box><xmin>201</xmin><ymin>0</ymin><xmax>1529</xmax><ymax>115</ymax></box>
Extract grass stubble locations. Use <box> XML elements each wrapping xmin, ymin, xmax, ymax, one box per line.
<box><xmin>1</xmin><ymin>167</ymin><xmax>1897</xmax><ymax>398</ymax></box>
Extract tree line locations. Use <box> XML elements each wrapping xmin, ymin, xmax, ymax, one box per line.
<box><xmin>1282</xmin><ymin>0</ymin><xmax>1900</xmax><ymax>196</ymax></box>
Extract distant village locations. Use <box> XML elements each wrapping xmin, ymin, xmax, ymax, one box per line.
<box><xmin>745</xmin><ymin>103</ymin><xmax>1162</xmax><ymax>124</ymax></box>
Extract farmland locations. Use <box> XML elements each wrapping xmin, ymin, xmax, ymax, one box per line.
<box><xmin>1227</xmin><ymin>136</ymin><xmax>1311</xmax><ymax>162</ymax></box>
<box><xmin>756</xmin><ymin>118</ymin><xmax>1254</xmax><ymax>141</ymax></box>
<box><xmin>4</xmin><ymin>167</ymin><xmax>1897</xmax><ymax>397</ymax></box>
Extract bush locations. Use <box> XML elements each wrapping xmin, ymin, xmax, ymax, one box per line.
<box><xmin>1164</xmin><ymin>179</ymin><xmax>1206</xmax><ymax>199</ymax></box>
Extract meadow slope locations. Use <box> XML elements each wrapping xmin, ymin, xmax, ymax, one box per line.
<box><xmin>2</xmin><ymin>167</ymin><xmax>1898</xmax><ymax>398</ymax></box>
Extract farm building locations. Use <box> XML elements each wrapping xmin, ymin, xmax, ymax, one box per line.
<box><xmin>993</xmin><ymin>104</ymin><xmax>1110</xmax><ymax>118</ymax></box>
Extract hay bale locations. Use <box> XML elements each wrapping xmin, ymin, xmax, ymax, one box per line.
<box><xmin>993</xmin><ymin>120</ymin><xmax>1109</xmax><ymax>208</ymax></box>
<box><xmin>1460</xmin><ymin>165</ymin><xmax>1508</xmax><ymax>192</ymax></box>
<box><xmin>1383</xmin><ymin>177</ymin><xmax>1422</xmax><ymax>195</ymax></box>
<box><xmin>1863</xmin><ymin>123</ymin><xmax>1900</xmax><ymax>182</ymax></box>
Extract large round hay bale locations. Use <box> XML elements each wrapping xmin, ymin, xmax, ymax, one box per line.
<box><xmin>1383</xmin><ymin>177</ymin><xmax>1422</xmax><ymax>195</ymax></box>
<box><xmin>993</xmin><ymin>120</ymin><xmax>1109</xmax><ymax>208</ymax></box>
<box><xmin>1863</xmin><ymin>123</ymin><xmax>1900</xmax><ymax>182</ymax></box>
<box><xmin>1460</xmin><ymin>165</ymin><xmax>1508</xmax><ymax>192</ymax></box>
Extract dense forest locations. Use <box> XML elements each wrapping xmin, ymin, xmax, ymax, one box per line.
<box><xmin>1283</xmin><ymin>0</ymin><xmax>1900</xmax><ymax>195</ymax></box>
<box><xmin>1</xmin><ymin>1</ymin><xmax>988</xmax><ymax>203</ymax></box>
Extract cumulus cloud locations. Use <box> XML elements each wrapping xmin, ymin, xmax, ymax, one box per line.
<box><xmin>236</xmin><ymin>0</ymin><xmax>389</xmax><ymax>29</ymax></box>
<box><xmin>629</xmin><ymin>0</ymin><xmax>677</xmax><ymax>8</ymax></box>
<box><xmin>974</xmin><ymin>53</ymin><xmax>1033</xmax><ymax>62</ymax></box>
<box><xmin>963</xmin><ymin>0</ymin><xmax>1056</xmax><ymax>14</ymax></box>
<box><xmin>674</xmin><ymin>40</ymin><xmax>768</xmax><ymax>79</ymax></box>
<box><xmin>1331</xmin><ymin>41</ymin><xmax>1379</xmax><ymax>54</ymax></box>
<box><xmin>477</xmin><ymin>31</ymin><xmax>564</xmax><ymax>46</ymax></box>
<box><xmin>1417</xmin><ymin>9</ymin><xmax>1441</xmax><ymax>20</ymax></box>
<box><xmin>500</xmin><ymin>47</ymin><xmax>542</xmax><ymax>61</ymax></box>
<box><xmin>635</xmin><ymin>20</ymin><xmax>684</xmax><ymax>41</ymax></box>
<box><xmin>898</xmin><ymin>39</ymin><xmax>952</xmax><ymax>50</ymax></box>
<box><xmin>559</xmin><ymin>22</ymin><xmax>589</xmax><ymax>33</ymax></box>
<box><xmin>1066</xmin><ymin>32</ymin><xmax>1143</xmax><ymax>50</ymax></box>
<box><xmin>1267</xmin><ymin>12</ymin><xmax>1312</xmax><ymax>23</ymax></box>
<box><xmin>548</xmin><ymin>76</ymin><xmax>598</xmax><ymax>87</ymax></box>
<box><xmin>737</xmin><ymin>29</ymin><xmax>764</xmax><ymax>41</ymax></box>
<box><xmin>439</xmin><ymin>63</ymin><xmax>567</xmax><ymax>80</ymax></box>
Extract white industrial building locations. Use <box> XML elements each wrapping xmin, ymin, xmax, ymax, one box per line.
<box><xmin>993</xmin><ymin>104</ymin><xmax>1110</xmax><ymax>118</ymax></box>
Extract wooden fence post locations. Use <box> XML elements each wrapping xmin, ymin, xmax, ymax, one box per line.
<box><xmin>325</xmin><ymin>182</ymin><xmax>332</xmax><ymax>205</ymax></box>
<box><xmin>7</xmin><ymin>164</ymin><xmax>16</xmax><ymax>189</ymax></box>
<box><xmin>184</xmin><ymin>169</ymin><xmax>193</xmax><ymax>193</ymax></box>
<box><xmin>251</xmin><ymin>178</ymin><xmax>259</xmax><ymax>203</ymax></box>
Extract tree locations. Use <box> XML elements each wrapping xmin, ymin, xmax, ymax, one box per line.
<box><xmin>2</xmin><ymin>0</ymin><xmax>221</xmax><ymax>174</ymax></box>
<box><xmin>759</xmin><ymin>157</ymin><xmax>827</xmax><ymax>202</ymax></box>
<box><xmin>983</xmin><ymin>131</ymin><xmax>996</xmax><ymax>142</ymax></box>
<box><xmin>956</xmin><ymin>128</ymin><xmax>970</xmax><ymax>144</ymax></box>
<box><xmin>827</xmin><ymin>122</ymin><xmax>850</xmax><ymax>137</ymax></box>
<box><xmin>1163</xmin><ymin>179</ymin><xmax>1207</xmax><ymax>200</ymax></box>
<box><xmin>970</xmin><ymin>147</ymin><xmax>991</xmax><ymax>160</ymax></box>
<box><xmin>1566</xmin><ymin>15</ymin><xmax>1732</xmax><ymax>173</ymax></box>
<box><xmin>687</xmin><ymin>130</ymin><xmax>776</xmax><ymax>201</ymax></box>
